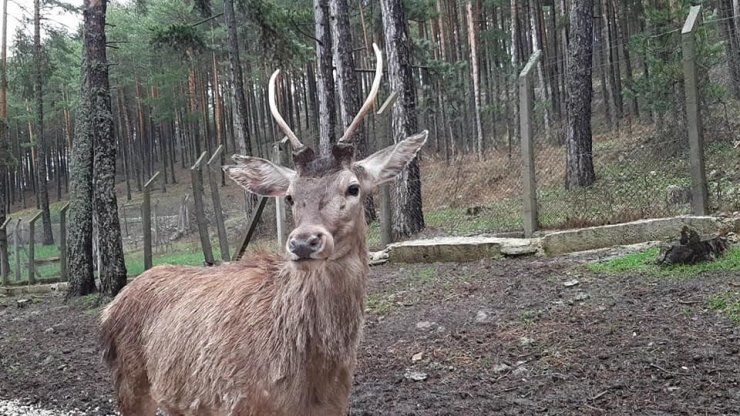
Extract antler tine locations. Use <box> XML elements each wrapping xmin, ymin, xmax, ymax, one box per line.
<box><xmin>338</xmin><ymin>43</ymin><xmax>383</xmax><ymax>143</ymax></box>
<box><xmin>268</xmin><ymin>70</ymin><xmax>303</xmax><ymax>150</ymax></box>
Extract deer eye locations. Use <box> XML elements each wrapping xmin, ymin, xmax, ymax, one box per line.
<box><xmin>285</xmin><ymin>195</ymin><xmax>294</xmax><ymax>206</ymax></box>
<box><xmin>347</xmin><ymin>184</ymin><xmax>360</xmax><ymax>197</ymax></box>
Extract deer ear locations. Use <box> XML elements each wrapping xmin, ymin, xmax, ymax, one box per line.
<box><xmin>223</xmin><ymin>155</ymin><xmax>296</xmax><ymax>197</ymax></box>
<box><xmin>355</xmin><ymin>130</ymin><xmax>428</xmax><ymax>187</ymax></box>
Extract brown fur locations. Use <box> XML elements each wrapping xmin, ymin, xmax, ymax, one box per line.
<box><xmin>100</xmin><ymin>243</ymin><xmax>368</xmax><ymax>415</ymax></box>
<box><xmin>100</xmin><ymin>128</ymin><xmax>426</xmax><ymax>416</ymax></box>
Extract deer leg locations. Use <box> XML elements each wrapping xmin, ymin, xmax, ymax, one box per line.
<box><xmin>118</xmin><ymin>393</ymin><xmax>157</xmax><ymax>416</ymax></box>
<box><xmin>115</xmin><ymin>374</ymin><xmax>157</xmax><ymax>416</ymax></box>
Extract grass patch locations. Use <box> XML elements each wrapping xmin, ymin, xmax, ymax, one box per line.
<box><xmin>366</xmin><ymin>294</ymin><xmax>393</xmax><ymax>316</ymax></box>
<box><xmin>708</xmin><ymin>291</ymin><xmax>740</xmax><ymax>323</ymax></box>
<box><xmin>587</xmin><ymin>247</ymin><xmax>661</xmax><ymax>274</ymax></box>
<box><xmin>414</xmin><ymin>267</ymin><xmax>438</xmax><ymax>283</ymax></box>
<box><xmin>587</xmin><ymin>246</ymin><xmax>740</xmax><ymax>277</ymax></box>
<box><xmin>125</xmin><ymin>244</ymin><xmax>225</xmax><ymax>277</ymax></box>
<box><xmin>69</xmin><ymin>294</ymin><xmax>100</xmax><ymax>310</ymax></box>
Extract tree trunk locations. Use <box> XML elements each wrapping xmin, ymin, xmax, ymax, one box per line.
<box><xmin>720</xmin><ymin>0</ymin><xmax>740</xmax><ymax>100</ymax></box>
<box><xmin>380</xmin><ymin>0</ymin><xmax>425</xmax><ymax>237</ymax></box>
<box><xmin>466</xmin><ymin>1</ymin><xmax>484</xmax><ymax>159</ymax></box>
<box><xmin>565</xmin><ymin>0</ymin><xmax>596</xmax><ymax>189</ymax></box>
<box><xmin>86</xmin><ymin>0</ymin><xmax>126</xmax><ymax>297</ymax></box>
<box><xmin>34</xmin><ymin>0</ymin><xmax>53</xmax><ymax>245</ymax></box>
<box><xmin>67</xmin><ymin>29</ymin><xmax>96</xmax><ymax>298</ymax></box>
<box><xmin>616</xmin><ymin>0</ymin><xmax>638</xmax><ymax>117</ymax></box>
<box><xmin>595</xmin><ymin>0</ymin><xmax>612</xmax><ymax>129</ymax></box>
<box><xmin>315</xmin><ymin>0</ymin><xmax>337</xmax><ymax>156</ymax></box>
<box><xmin>0</xmin><ymin>0</ymin><xmax>9</xmax><ymax>274</ymax></box>
<box><xmin>605</xmin><ymin>0</ymin><xmax>622</xmax><ymax>122</ymax></box>
<box><xmin>224</xmin><ymin>0</ymin><xmax>251</xmax><ymax>155</ymax></box>
<box><xmin>329</xmin><ymin>0</ymin><xmax>376</xmax><ymax>221</ymax></box>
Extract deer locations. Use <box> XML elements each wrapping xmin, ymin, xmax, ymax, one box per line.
<box><xmin>99</xmin><ymin>43</ymin><xmax>427</xmax><ymax>416</ymax></box>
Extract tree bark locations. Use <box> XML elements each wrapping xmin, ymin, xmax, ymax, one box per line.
<box><xmin>380</xmin><ymin>0</ymin><xmax>425</xmax><ymax>237</ymax></box>
<box><xmin>224</xmin><ymin>0</ymin><xmax>251</xmax><ymax>155</ymax></box>
<box><xmin>565</xmin><ymin>0</ymin><xmax>596</xmax><ymax>189</ymax></box>
<box><xmin>67</xmin><ymin>32</ymin><xmax>96</xmax><ymax>298</ymax></box>
<box><xmin>466</xmin><ymin>1</ymin><xmax>484</xmax><ymax>159</ymax></box>
<box><xmin>329</xmin><ymin>0</ymin><xmax>376</xmax><ymax>220</ymax></box>
<box><xmin>315</xmin><ymin>0</ymin><xmax>336</xmax><ymax>156</ymax></box>
<box><xmin>85</xmin><ymin>0</ymin><xmax>126</xmax><ymax>297</ymax></box>
<box><xmin>0</xmin><ymin>0</ymin><xmax>9</xmax><ymax>274</ymax></box>
<box><xmin>34</xmin><ymin>0</ymin><xmax>53</xmax><ymax>245</ymax></box>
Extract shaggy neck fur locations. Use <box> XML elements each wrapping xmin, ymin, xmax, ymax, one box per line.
<box><xmin>269</xmin><ymin>223</ymin><xmax>369</xmax><ymax>382</ymax></box>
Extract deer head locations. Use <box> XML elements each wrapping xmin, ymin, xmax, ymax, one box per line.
<box><xmin>224</xmin><ymin>43</ymin><xmax>427</xmax><ymax>266</ymax></box>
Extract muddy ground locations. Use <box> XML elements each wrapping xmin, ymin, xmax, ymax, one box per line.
<box><xmin>1</xmin><ymin>254</ymin><xmax>739</xmax><ymax>415</ymax></box>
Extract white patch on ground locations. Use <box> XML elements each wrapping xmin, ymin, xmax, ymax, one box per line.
<box><xmin>0</xmin><ymin>400</ymin><xmax>88</xmax><ymax>416</ymax></box>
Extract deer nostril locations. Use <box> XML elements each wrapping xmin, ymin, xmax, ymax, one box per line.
<box><xmin>289</xmin><ymin>234</ymin><xmax>322</xmax><ymax>259</ymax></box>
<box><xmin>308</xmin><ymin>235</ymin><xmax>322</xmax><ymax>247</ymax></box>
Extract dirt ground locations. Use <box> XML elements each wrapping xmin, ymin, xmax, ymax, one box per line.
<box><xmin>1</xmin><ymin>254</ymin><xmax>739</xmax><ymax>415</ymax></box>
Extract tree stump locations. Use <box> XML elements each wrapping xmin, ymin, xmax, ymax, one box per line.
<box><xmin>657</xmin><ymin>226</ymin><xmax>729</xmax><ymax>266</ymax></box>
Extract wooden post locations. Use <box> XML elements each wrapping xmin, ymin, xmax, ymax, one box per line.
<box><xmin>122</xmin><ymin>204</ymin><xmax>129</xmax><ymax>237</ymax></box>
<box><xmin>0</xmin><ymin>217</ymin><xmax>11</xmax><ymax>286</ymax></box>
<box><xmin>143</xmin><ymin>171</ymin><xmax>160</xmax><ymax>270</ymax></box>
<box><xmin>13</xmin><ymin>219</ymin><xmax>20</xmax><ymax>282</ymax></box>
<box><xmin>59</xmin><ymin>203</ymin><xmax>69</xmax><ymax>282</ymax></box>
<box><xmin>191</xmin><ymin>151</ymin><xmax>215</xmax><ymax>265</ymax></box>
<box><xmin>682</xmin><ymin>5</ymin><xmax>708</xmax><ymax>215</ymax></box>
<box><xmin>377</xmin><ymin>92</ymin><xmax>398</xmax><ymax>246</ymax></box>
<box><xmin>272</xmin><ymin>141</ymin><xmax>289</xmax><ymax>249</ymax></box>
<box><xmin>207</xmin><ymin>145</ymin><xmax>230</xmax><ymax>261</ymax></box>
<box><xmin>519</xmin><ymin>51</ymin><xmax>541</xmax><ymax>238</ymax></box>
<box><xmin>28</xmin><ymin>211</ymin><xmax>42</xmax><ymax>284</ymax></box>
<box><xmin>153</xmin><ymin>200</ymin><xmax>160</xmax><ymax>250</ymax></box>
<box><xmin>232</xmin><ymin>196</ymin><xmax>268</xmax><ymax>262</ymax></box>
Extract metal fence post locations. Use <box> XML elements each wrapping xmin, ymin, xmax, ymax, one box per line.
<box><xmin>143</xmin><ymin>171</ymin><xmax>160</xmax><ymax>270</ymax></box>
<box><xmin>191</xmin><ymin>152</ymin><xmax>215</xmax><ymax>265</ymax></box>
<box><xmin>682</xmin><ymin>5</ymin><xmax>708</xmax><ymax>215</ymax></box>
<box><xmin>207</xmin><ymin>145</ymin><xmax>231</xmax><ymax>261</ymax></box>
<box><xmin>519</xmin><ymin>50</ymin><xmax>542</xmax><ymax>237</ymax></box>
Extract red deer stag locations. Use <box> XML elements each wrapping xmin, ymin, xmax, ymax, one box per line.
<box><xmin>100</xmin><ymin>43</ymin><xmax>427</xmax><ymax>416</ymax></box>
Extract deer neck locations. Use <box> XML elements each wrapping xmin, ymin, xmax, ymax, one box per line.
<box><xmin>271</xmin><ymin>226</ymin><xmax>369</xmax><ymax>378</ymax></box>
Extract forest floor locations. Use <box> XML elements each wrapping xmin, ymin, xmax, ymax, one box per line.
<box><xmin>1</xmin><ymin>249</ymin><xmax>739</xmax><ymax>415</ymax></box>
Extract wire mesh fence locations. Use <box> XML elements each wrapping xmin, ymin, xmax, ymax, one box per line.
<box><xmin>405</xmin><ymin>5</ymin><xmax>740</xmax><ymax>239</ymax></box>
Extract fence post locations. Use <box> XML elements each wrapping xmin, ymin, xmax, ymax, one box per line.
<box><xmin>232</xmin><ymin>196</ymin><xmax>268</xmax><ymax>262</ymax></box>
<box><xmin>153</xmin><ymin>200</ymin><xmax>160</xmax><ymax>250</ymax></box>
<box><xmin>191</xmin><ymin>151</ymin><xmax>215</xmax><ymax>265</ymax></box>
<box><xmin>377</xmin><ymin>92</ymin><xmax>398</xmax><ymax>246</ymax></box>
<box><xmin>13</xmin><ymin>219</ymin><xmax>20</xmax><ymax>282</ymax></box>
<box><xmin>682</xmin><ymin>5</ymin><xmax>708</xmax><ymax>215</ymax></box>
<box><xmin>519</xmin><ymin>50</ymin><xmax>541</xmax><ymax>237</ymax></box>
<box><xmin>0</xmin><ymin>217</ymin><xmax>11</xmax><ymax>286</ymax></box>
<box><xmin>121</xmin><ymin>204</ymin><xmax>129</xmax><ymax>237</ymax></box>
<box><xmin>59</xmin><ymin>203</ymin><xmax>69</xmax><ymax>282</ymax></box>
<box><xmin>143</xmin><ymin>171</ymin><xmax>160</xmax><ymax>271</ymax></box>
<box><xmin>28</xmin><ymin>211</ymin><xmax>42</xmax><ymax>284</ymax></box>
<box><xmin>207</xmin><ymin>145</ymin><xmax>231</xmax><ymax>261</ymax></box>
<box><xmin>272</xmin><ymin>140</ymin><xmax>289</xmax><ymax>250</ymax></box>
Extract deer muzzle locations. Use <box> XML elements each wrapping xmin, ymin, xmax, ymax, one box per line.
<box><xmin>287</xmin><ymin>226</ymin><xmax>334</xmax><ymax>261</ymax></box>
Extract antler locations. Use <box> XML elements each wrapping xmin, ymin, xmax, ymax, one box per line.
<box><xmin>338</xmin><ymin>43</ymin><xmax>383</xmax><ymax>143</ymax></box>
<box><xmin>268</xmin><ymin>70</ymin><xmax>304</xmax><ymax>151</ymax></box>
